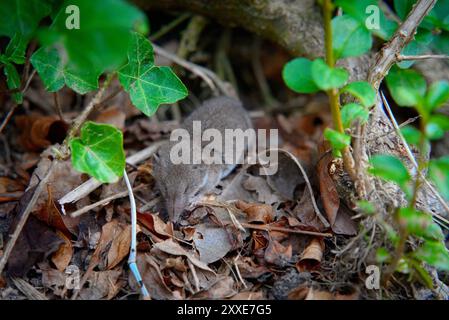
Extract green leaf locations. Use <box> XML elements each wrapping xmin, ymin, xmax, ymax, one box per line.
<box><xmin>341</xmin><ymin>81</ymin><xmax>376</xmax><ymax>107</ymax></box>
<box><xmin>3</xmin><ymin>62</ymin><xmax>23</xmax><ymax>103</ymax></box>
<box><xmin>369</xmin><ymin>155</ymin><xmax>411</xmax><ymax>193</ymax></box>
<box><xmin>357</xmin><ymin>200</ymin><xmax>375</xmax><ymax>215</ymax></box>
<box><xmin>119</xmin><ymin>32</ymin><xmax>188</xmax><ymax>116</ymax></box>
<box><xmin>70</xmin><ymin>122</ymin><xmax>125</xmax><ymax>183</ymax></box>
<box><xmin>31</xmin><ymin>47</ymin><xmax>98</xmax><ymax>94</ymax></box>
<box><xmin>33</xmin><ymin>0</ymin><xmax>149</xmax><ymax>93</ymax></box>
<box><xmin>408</xmin><ymin>258</ymin><xmax>434</xmax><ymax>289</ymax></box>
<box><xmin>429</xmin><ymin>156</ymin><xmax>449</xmax><ymax>200</ymax></box>
<box><xmin>324</xmin><ymin>128</ymin><xmax>351</xmax><ymax>156</ymax></box>
<box><xmin>0</xmin><ymin>0</ymin><xmax>52</xmax><ymax>39</ymax></box>
<box><xmin>414</xmin><ymin>240</ymin><xmax>449</xmax><ymax>272</ymax></box>
<box><xmin>425</xmin><ymin>114</ymin><xmax>449</xmax><ymax>140</ymax></box>
<box><xmin>332</xmin><ymin>15</ymin><xmax>372</xmax><ymax>59</ymax></box>
<box><xmin>397</xmin><ymin>208</ymin><xmax>444</xmax><ymax>241</ymax></box>
<box><xmin>376</xmin><ymin>247</ymin><xmax>390</xmax><ymax>263</ymax></box>
<box><xmin>311</xmin><ymin>59</ymin><xmax>349</xmax><ymax>90</ymax></box>
<box><xmin>335</xmin><ymin>0</ymin><xmax>398</xmax><ymax>40</ymax></box>
<box><xmin>401</xmin><ymin>125</ymin><xmax>422</xmax><ymax>146</ymax></box>
<box><xmin>341</xmin><ymin>103</ymin><xmax>369</xmax><ymax>128</ymax></box>
<box><xmin>385</xmin><ymin>67</ymin><xmax>427</xmax><ymax>107</ymax></box>
<box><xmin>432</xmin><ymin>32</ymin><xmax>449</xmax><ymax>55</ymax></box>
<box><xmin>425</xmin><ymin>80</ymin><xmax>449</xmax><ymax>112</ymax></box>
<box><xmin>394</xmin><ymin>0</ymin><xmax>415</xmax><ymax>20</ymax></box>
<box><xmin>282</xmin><ymin>58</ymin><xmax>320</xmax><ymax>94</ymax></box>
<box><xmin>4</xmin><ymin>33</ymin><xmax>27</xmax><ymax>64</ymax></box>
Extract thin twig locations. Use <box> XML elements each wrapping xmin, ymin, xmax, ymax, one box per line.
<box><xmin>70</xmin><ymin>184</ymin><xmax>146</xmax><ymax>218</ymax></box>
<box><xmin>52</xmin><ymin>92</ymin><xmax>65</xmax><ymax>122</ymax></box>
<box><xmin>397</xmin><ymin>54</ymin><xmax>449</xmax><ymax>61</ymax></box>
<box><xmin>152</xmin><ymin>43</ymin><xmax>233</xmax><ymax>97</ymax></box>
<box><xmin>380</xmin><ymin>92</ymin><xmax>449</xmax><ymax>225</ymax></box>
<box><xmin>149</xmin><ymin>13</ymin><xmax>191</xmax><ymax>42</ymax></box>
<box><xmin>240</xmin><ymin>222</ymin><xmax>333</xmax><ymax>238</ymax></box>
<box><xmin>262</xmin><ymin>148</ymin><xmax>330</xmax><ymax>228</ymax></box>
<box><xmin>0</xmin><ymin>161</ymin><xmax>56</xmax><ymax>275</ymax></box>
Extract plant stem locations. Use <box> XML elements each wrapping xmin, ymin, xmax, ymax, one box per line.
<box><xmin>382</xmin><ymin>222</ymin><xmax>408</xmax><ymax>287</ymax></box>
<box><xmin>322</xmin><ymin>0</ymin><xmax>356</xmax><ymax>180</ymax></box>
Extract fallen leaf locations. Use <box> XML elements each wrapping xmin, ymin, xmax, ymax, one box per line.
<box><xmin>296</xmin><ymin>238</ymin><xmax>324</xmax><ymax>271</ymax></box>
<box><xmin>305</xmin><ymin>288</ymin><xmax>335</xmax><ymax>300</ymax></box>
<box><xmin>236</xmin><ymin>201</ymin><xmax>275</xmax><ymax>224</ymax></box>
<box><xmin>332</xmin><ymin>204</ymin><xmax>357</xmax><ymax>236</ymax></box>
<box><xmin>7</xmin><ymin>214</ymin><xmax>64</xmax><ymax>277</ymax></box>
<box><xmin>15</xmin><ymin>114</ymin><xmax>68</xmax><ymax>152</ymax></box>
<box><xmin>193</xmin><ymin>224</ymin><xmax>233</xmax><ymax>264</ymax></box>
<box><xmin>294</xmin><ymin>187</ymin><xmax>327</xmax><ymax>231</ymax></box>
<box><xmin>107</xmin><ymin>224</ymin><xmax>132</xmax><ymax>269</ymax></box>
<box><xmin>51</xmin><ymin>231</ymin><xmax>73</xmax><ymax>272</ymax></box>
<box><xmin>230</xmin><ymin>291</ymin><xmax>265</xmax><ymax>300</ymax></box>
<box><xmin>243</xmin><ymin>176</ymin><xmax>282</xmax><ymax>204</ymax></box>
<box><xmin>317</xmin><ymin>141</ymin><xmax>339</xmax><ymax>225</ymax></box>
<box><xmin>264</xmin><ymin>239</ymin><xmax>292</xmax><ymax>267</ymax></box>
<box><xmin>192</xmin><ymin>277</ymin><xmax>236</xmax><ymax>299</ymax></box>
<box><xmin>133</xmin><ymin>253</ymin><xmax>182</xmax><ymax>300</ymax></box>
<box><xmin>78</xmin><ymin>269</ymin><xmax>123</xmax><ymax>300</ymax></box>
<box><xmin>152</xmin><ymin>239</ymin><xmax>215</xmax><ymax>274</ymax></box>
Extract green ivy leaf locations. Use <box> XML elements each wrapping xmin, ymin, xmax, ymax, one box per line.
<box><xmin>414</xmin><ymin>240</ymin><xmax>449</xmax><ymax>272</ymax></box>
<box><xmin>324</xmin><ymin>128</ymin><xmax>350</xmax><ymax>157</ymax></box>
<box><xmin>33</xmin><ymin>0</ymin><xmax>148</xmax><ymax>93</ymax></box>
<box><xmin>401</xmin><ymin>125</ymin><xmax>422</xmax><ymax>146</ymax></box>
<box><xmin>332</xmin><ymin>15</ymin><xmax>372</xmax><ymax>59</ymax></box>
<box><xmin>4</xmin><ymin>33</ymin><xmax>27</xmax><ymax>64</ymax></box>
<box><xmin>0</xmin><ymin>0</ymin><xmax>51</xmax><ymax>40</ymax></box>
<box><xmin>429</xmin><ymin>156</ymin><xmax>449</xmax><ymax>200</ymax></box>
<box><xmin>70</xmin><ymin>121</ymin><xmax>125</xmax><ymax>183</ymax></box>
<box><xmin>3</xmin><ymin>62</ymin><xmax>22</xmax><ymax>103</ymax></box>
<box><xmin>335</xmin><ymin>0</ymin><xmax>398</xmax><ymax>40</ymax></box>
<box><xmin>397</xmin><ymin>207</ymin><xmax>444</xmax><ymax>241</ymax></box>
<box><xmin>385</xmin><ymin>67</ymin><xmax>427</xmax><ymax>107</ymax></box>
<box><xmin>31</xmin><ymin>47</ymin><xmax>98</xmax><ymax>94</ymax></box>
<box><xmin>119</xmin><ymin>32</ymin><xmax>188</xmax><ymax>116</ymax></box>
<box><xmin>425</xmin><ymin>114</ymin><xmax>449</xmax><ymax>140</ymax></box>
<box><xmin>311</xmin><ymin>59</ymin><xmax>348</xmax><ymax>90</ymax></box>
<box><xmin>282</xmin><ymin>58</ymin><xmax>320</xmax><ymax>94</ymax></box>
<box><xmin>424</xmin><ymin>80</ymin><xmax>449</xmax><ymax>112</ymax></box>
<box><xmin>341</xmin><ymin>81</ymin><xmax>376</xmax><ymax>107</ymax></box>
<box><xmin>369</xmin><ymin>155</ymin><xmax>411</xmax><ymax>195</ymax></box>
<box><xmin>341</xmin><ymin>103</ymin><xmax>369</xmax><ymax>128</ymax></box>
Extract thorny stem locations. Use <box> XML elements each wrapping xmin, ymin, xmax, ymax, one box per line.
<box><xmin>322</xmin><ymin>0</ymin><xmax>357</xmax><ymax>182</ymax></box>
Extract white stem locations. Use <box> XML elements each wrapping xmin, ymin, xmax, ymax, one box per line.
<box><xmin>123</xmin><ymin>169</ymin><xmax>150</xmax><ymax>299</ymax></box>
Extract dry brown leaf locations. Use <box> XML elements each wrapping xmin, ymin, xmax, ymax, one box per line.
<box><xmin>230</xmin><ymin>291</ymin><xmax>265</xmax><ymax>300</ymax></box>
<box><xmin>78</xmin><ymin>269</ymin><xmax>123</xmax><ymax>300</ymax></box>
<box><xmin>317</xmin><ymin>141</ymin><xmax>339</xmax><ymax>225</ymax></box>
<box><xmin>236</xmin><ymin>201</ymin><xmax>275</xmax><ymax>224</ymax></box>
<box><xmin>107</xmin><ymin>224</ymin><xmax>133</xmax><ymax>269</ymax></box>
<box><xmin>264</xmin><ymin>239</ymin><xmax>292</xmax><ymax>267</ymax></box>
<box><xmin>192</xmin><ymin>277</ymin><xmax>236</xmax><ymax>299</ymax></box>
<box><xmin>297</xmin><ymin>237</ymin><xmax>324</xmax><ymax>271</ymax></box>
<box><xmin>51</xmin><ymin>231</ymin><xmax>73</xmax><ymax>272</ymax></box>
<box><xmin>193</xmin><ymin>224</ymin><xmax>233</xmax><ymax>264</ymax></box>
<box><xmin>152</xmin><ymin>239</ymin><xmax>215</xmax><ymax>274</ymax></box>
<box><xmin>305</xmin><ymin>288</ymin><xmax>336</xmax><ymax>300</ymax></box>
<box><xmin>15</xmin><ymin>114</ymin><xmax>68</xmax><ymax>152</ymax></box>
